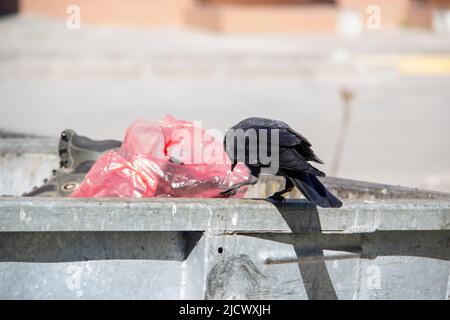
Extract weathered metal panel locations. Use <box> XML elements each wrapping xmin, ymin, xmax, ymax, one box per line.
<box><xmin>0</xmin><ymin>198</ymin><xmax>449</xmax><ymax>233</ymax></box>
<box><xmin>1</xmin><ymin>138</ymin><xmax>450</xmax><ymax>299</ymax></box>
<box><xmin>0</xmin><ymin>198</ymin><xmax>449</xmax><ymax>300</ymax></box>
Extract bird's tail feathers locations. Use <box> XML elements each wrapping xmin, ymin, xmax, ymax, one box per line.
<box><xmin>290</xmin><ymin>174</ymin><xmax>342</xmax><ymax>208</ymax></box>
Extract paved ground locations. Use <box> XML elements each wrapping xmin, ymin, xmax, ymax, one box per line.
<box><xmin>1</xmin><ymin>15</ymin><xmax>450</xmax><ymax>191</ymax></box>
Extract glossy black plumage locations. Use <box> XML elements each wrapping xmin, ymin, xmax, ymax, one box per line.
<box><xmin>224</xmin><ymin>117</ymin><xmax>342</xmax><ymax>208</ymax></box>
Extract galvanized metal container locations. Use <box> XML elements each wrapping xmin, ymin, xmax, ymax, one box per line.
<box><xmin>1</xmin><ymin>138</ymin><xmax>449</xmax><ymax>299</ymax></box>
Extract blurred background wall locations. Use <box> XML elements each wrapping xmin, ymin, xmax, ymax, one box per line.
<box><xmin>19</xmin><ymin>0</ymin><xmax>191</xmax><ymax>27</ymax></box>
<box><xmin>0</xmin><ymin>0</ymin><xmax>450</xmax><ymax>192</ymax></box>
<box><xmin>10</xmin><ymin>0</ymin><xmax>450</xmax><ymax>33</ymax></box>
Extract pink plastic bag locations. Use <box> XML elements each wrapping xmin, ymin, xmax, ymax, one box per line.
<box><xmin>71</xmin><ymin>116</ymin><xmax>249</xmax><ymax>198</ymax></box>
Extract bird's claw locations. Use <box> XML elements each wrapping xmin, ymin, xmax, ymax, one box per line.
<box><xmin>268</xmin><ymin>194</ymin><xmax>286</xmax><ymax>203</ymax></box>
<box><xmin>220</xmin><ymin>187</ymin><xmax>238</xmax><ymax>197</ymax></box>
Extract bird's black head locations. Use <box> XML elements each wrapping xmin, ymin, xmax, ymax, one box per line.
<box><xmin>224</xmin><ymin>128</ymin><xmax>238</xmax><ymax>172</ymax></box>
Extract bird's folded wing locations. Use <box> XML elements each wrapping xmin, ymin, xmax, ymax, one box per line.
<box><xmin>278</xmin><ymin>148</ymin><xmax>325</xmax><ymax>177</ymax></box>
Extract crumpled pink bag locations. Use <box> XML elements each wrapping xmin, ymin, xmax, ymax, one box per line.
<box><xmin>71</xmin><ymin>115</ymin><xmax>249</xmax><ymax>198</ymax></box>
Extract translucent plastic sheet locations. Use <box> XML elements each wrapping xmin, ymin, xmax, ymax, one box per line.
<box><xmin>71</xmin><ymin>116</ymin><xmax>249</xmax><ymax>198</ymax></box>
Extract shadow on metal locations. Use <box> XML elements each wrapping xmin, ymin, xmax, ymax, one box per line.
<box><xmin>265</xmin><ymin>199</ymin><xmax>338</xmax><ymax>300</ymax></box>
<box><xmin>0</xmin><ymin>231</ymin><xmax>203</xmax><ymax>263</ymax></box>
<box><xmin>293</xmin><ymin>208</ymin><xmax>338</xmax><ymax>300</ymax></box>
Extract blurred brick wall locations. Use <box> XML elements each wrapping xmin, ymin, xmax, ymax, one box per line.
<box><xmin>338</xmin><ymin>0</ymin><xmax>409</xmax><ymax>27</ymax></box>
<box><xmin>17</xmin><ymin>0</ymin><xmax>450</xmax><ymax>32</ymax></box>
<box><xmin>200</xmin><ymin>0</ymin><xmax>335</xmax><ymax>3</ymax></box>
<box><xmin>408</xmin><ymin>0</ymin><xmax>433</xmax><ymax>28</ymax></box>
<box><xmin>337</xmin><ymin>0</ymin><xmax>432</xmax><ymax>28</ymax></box>
<box><xmin>186</xmin><ymin>3</ymin><xmax>337</xmax><ymax>33</ymax></box>
<box><xmin>20</xmin><ymin>0</ymin><xmax>192</xmax><ymax>27</ymax></box>
<box><xmin>427</xmin><ymin>0</ymin><xmax>450</xmax><ymax>8</ymax></box>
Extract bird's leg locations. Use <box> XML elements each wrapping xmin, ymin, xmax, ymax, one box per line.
<box><xmin>220</xmin><ymin>175</ymin><xmax>259</xmax><ymax>197</ymax></box>
<box><xmin>268</xmin><ymin>178</ymin><xmax>294</xmax><ymax>202</ymax></box>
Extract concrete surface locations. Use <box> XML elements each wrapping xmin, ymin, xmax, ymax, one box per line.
<box><xmin>251</xmin><ymin>175</ymin><xmax>450</xmax><ymax>200</ymax></box>
<box><xmin>0</xmin><ymin>16</ymin><xmax>450</xmax><ymax>191</ymax></box>
<box><xmin>1</xmin><ymin>197</ymin><xmax>450</xmax><ymax>233</ymax></box>
<box><xmin>0</xmin><ymin>197</ymin><xmax>449</xmax><ymax>299</ymax></box>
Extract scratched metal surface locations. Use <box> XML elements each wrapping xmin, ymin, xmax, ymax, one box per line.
<box><xmin>1</xmin><ymin>139</ymin><xmax>450</xmax><ymax>299</ymax></box>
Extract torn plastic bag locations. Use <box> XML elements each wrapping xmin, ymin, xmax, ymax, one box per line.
<box><xmin>70</xmin><ymin>115</ymin><xmax>249</xmax><ymax>198</ymax></box>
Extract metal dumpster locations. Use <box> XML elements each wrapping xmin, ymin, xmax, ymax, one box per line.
<box><xmin>1</xmin><ymin>138</ymin><xmax>450</xmax><ymax>299</ymax></box>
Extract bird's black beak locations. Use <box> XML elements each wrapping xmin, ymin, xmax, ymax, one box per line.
<box><xmin>231</xmin><ymin>163</ymin><xmax>237</xmax><ymax>172</ymax></box>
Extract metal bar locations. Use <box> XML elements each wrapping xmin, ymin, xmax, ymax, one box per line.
<box><xmin>265</xmin><ymin>253</ymin><xmax>361</xmax><ymax>265</ymax></box>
